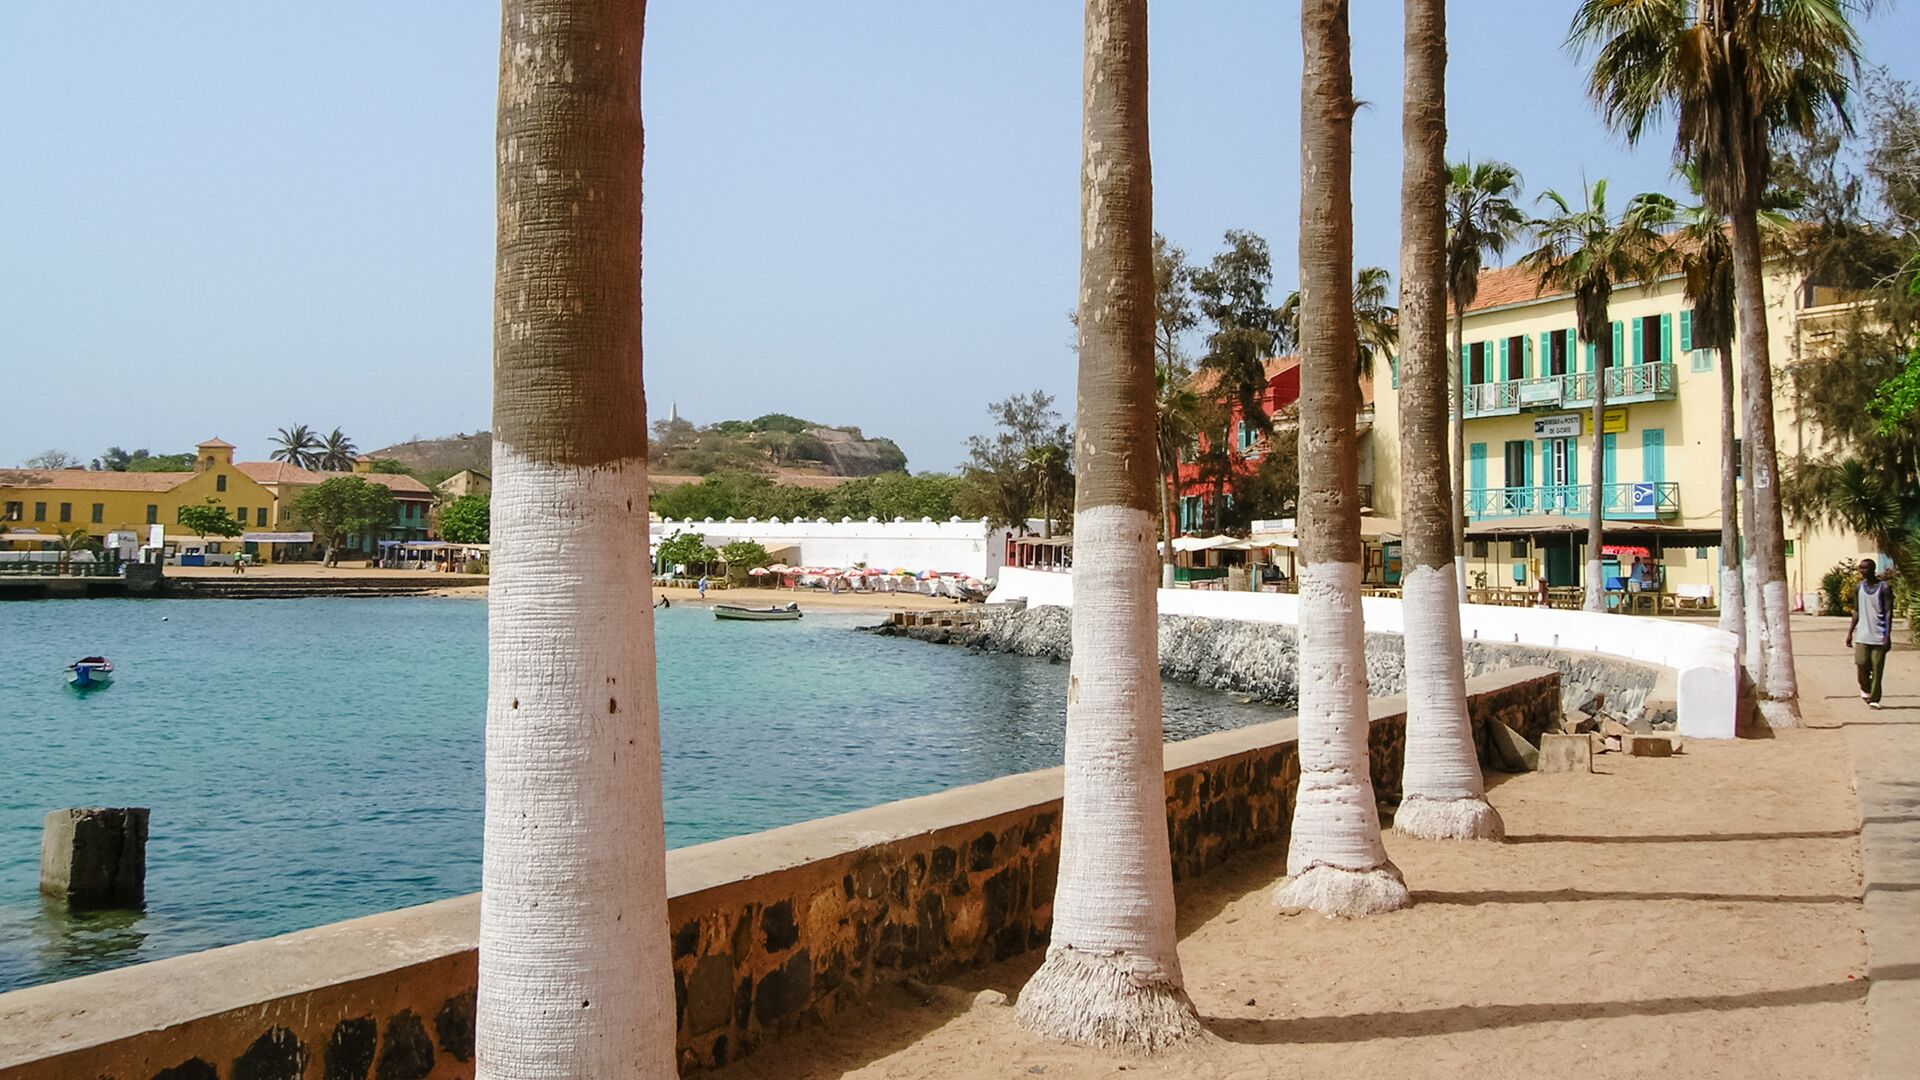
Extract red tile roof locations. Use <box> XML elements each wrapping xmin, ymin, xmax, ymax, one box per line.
<box><xmin>235</xmin><ymin>461</ymin><xmax>432</xmax><ymax>496</ymax></box>
<box><xmin>0</xmin><ymin>468</ymin><xmax>196</xmax><ymax>492</ymax></box>
<box><xmin>1459</xmin><ymin>232</ymin><xmax>1701</xmax><ymax>314</ymax></box>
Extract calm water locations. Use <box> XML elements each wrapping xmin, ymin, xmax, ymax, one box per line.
<box><xmin>0</xmin><ymin>598</ymin><xmax>1280</xmax><ymax>991</ymax></box>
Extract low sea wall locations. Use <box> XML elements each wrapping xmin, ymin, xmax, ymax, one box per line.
<box><xmin>0</xmin><ymin>668</ymin><xmax>1561</xmax><ymax>1079</ymax></box>
<box><xmin>988</xmin><ymin>567</ymin><xmax>1734</xmax><ymax>738</ymax></box>
<box><xmin>963</xmin><ymin>603</ymin><xmax>1662</xmax><ymax>722</ymax></box>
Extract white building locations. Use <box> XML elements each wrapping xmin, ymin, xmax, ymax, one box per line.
<box><xmin>651</xmin><ymin>516</ymin><xmax>1016</xmax><ymax>581</ymax></box>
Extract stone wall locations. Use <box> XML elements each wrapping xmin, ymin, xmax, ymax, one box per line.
<box><xmin>0</xmin><ymin>668</ymin><xmax>1561</xmax><ymax>1080</ymax></box>
<box><xmin>949</xmin><ymin>603</ymin><xmax>1661</xmax><ymax>720</ymax></box>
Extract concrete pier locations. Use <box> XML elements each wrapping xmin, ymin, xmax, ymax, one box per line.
<box><xmin>39</xmin><ymin>808</ymin><xmax>148</xmax><ymax>909</ymax></box>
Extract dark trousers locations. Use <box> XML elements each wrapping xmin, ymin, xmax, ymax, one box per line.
<box><xmin>1856</xmin><ymin>643</ymin><xmax>1891</xmax><ymax>704</ymax></box>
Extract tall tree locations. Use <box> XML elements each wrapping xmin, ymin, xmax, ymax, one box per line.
<box><xmin>1278</xmin><ymin>265</ymin><xmax>1399</xmax><ymax>382</ymax></box>
<box><xmin>959</xmin><ymin>391</ymin><xmax>1072</xmax><ymax>530</ymax></box>
<box><xmin>1275</xmin><ymin>0</ymin><xmax>1411</xmax><ymax>918</ymax></box>
<box><xmin>1393</xmin><ymin>0</ymin><xmax>1502</xmax><ymax>842</ymax></box>
<box><xmin>319</xmin><ymin>428</ymin><xmax>359</xmax><ymax>472</ymax></box>
<box><xmin>1193</xmin><ymin>229</ymin><xmax>1282</xmax><ymax>434</ymax></box>
<box><xmin>1024</xmin><ymin>442</ymin><xmax>1074</xmax><ymax>539</ymax></box>
<box><xmin>269</xmin><ymin>424</ymin><xmax>322</xmax><ymax>470</ymax></box>
<box><xmin>1155</xmin><ymin>361</ymin><xmax>1203</xmax><ymax>566</ymax></box>
<box><xmin>479</xmin><ymin>1</ymin><xmax>675</xmax><ymax>1076</ymax></box>
<box><xmin>1015</xmin><ymin>0</ymin><xmax>1202</xmax><ymax>1050</ymax></box>
<box><xmin>1444</xmin><ymin>160</ymin><xmax>1527</xmax><ymax>596</ymax></box>
<box><xmin>1569</xmin><ymin>0</ymin><xmax>1877</xmax><ymax>723</ymax></box>
<box><xmin>1519</xmin><ymin>181</ymin><xmax>1677</xmax><ymax>611</ymax></box>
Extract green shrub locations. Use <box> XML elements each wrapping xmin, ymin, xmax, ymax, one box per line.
<box><xmin>1821</xmin><ymin>560</ymin><xmax>1858</xmax><ymax>618</ymax></box>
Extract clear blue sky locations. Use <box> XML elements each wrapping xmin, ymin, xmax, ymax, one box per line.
<box><xmin>5</xmin><ymin>3</ymin><xmax>1917</xmax><ymax>473</ymax></box>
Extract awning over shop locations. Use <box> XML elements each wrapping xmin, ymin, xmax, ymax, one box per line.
<box><xmin>241</xmin><ymin>532</ymin><xmax>313</xmax><ymax>543</ymax></box>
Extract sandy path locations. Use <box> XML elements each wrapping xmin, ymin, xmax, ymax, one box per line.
<box><xmin>713</xmin><ymin>727</ymin><xmax>1867</xmax><ymax>1079</ymax></box>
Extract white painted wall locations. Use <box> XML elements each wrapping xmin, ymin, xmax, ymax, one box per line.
<box><xmin>654</xmin><ymin>517</ymin><xmax>1012</xmax><ymax>580</ymax></box>
<box><xmin>989</xmin><ymin>566</ymin><xmax>1737</xmax><ymax>739</ymax></box>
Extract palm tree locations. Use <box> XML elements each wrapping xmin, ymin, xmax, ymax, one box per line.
<box><xmin>55</xmin><ymin>528</ymin><xmax>101</xmax><ymax>574</ymax></box>
<box><xmin>1393</xmin><ymin>0</ymin><xmax>1502</xmax><ymax>842</ymax></box>
<box><xmin>1278</xmin><ymin>265</ymin><xmax>1398</xmax><ymax>382</ymax></box>
<box><xmin>1015</xmin><ymin>0</ymin><xmax>1202</xmax><ymax>1050</ymax></box>
<box><xmin>1274</xmin><ymin>0</ymin><xmax>1411</xmax><ymax>918</ymax></box>
<box><xmin>1023</xmin><ymin>442</ymin><xmax>1073</xmax><ymax>539</ymax></box>
<box><xmin>1519</xmin><ymin>181</ymin><xmax>1677</xmax><ymax>612</ymax></box>
<box><xmin>477</xmin><ymin>2</ymin><xmax>674</xmax><ymax>1076</ymax></box>
<box><xmin>1444</xmin><ymin>160</ymin><xmax>1527</xmax><ymax>597</ymax></box>
<box><xmin>318</xmin><ymin>428</ymin><xmax>358</xmax><ymax>472</ymax></box>
<box><xmin>1155</xmin><ymin>362</ymin><xmax>1203</xmax><ymax>573</ymax></box>
<box><xmin>269</xmin><ymin>424</ymin><xmax>322</xmax><ymax>470</ymax></box>
<box><xmin>1568</xmin><ymin>0</ymin><xmax>1877</xmax><ymax>722</ymax></box>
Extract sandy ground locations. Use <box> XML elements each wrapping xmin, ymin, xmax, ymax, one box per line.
<box><xmin>713</xmin><ymin>720</ymin><xmax>1868</xmax><ymax>1078</ymax></box>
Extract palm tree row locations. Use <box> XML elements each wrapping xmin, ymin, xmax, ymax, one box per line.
<box><xmin>474</xmin><ymin>0</ymin><xmax>1875</xmax><ymax>1071</ymax></box>
<box><xmin>269</xmin><ymin>424</ymin><xmax>359</xmax><ymax>471</ymax></box>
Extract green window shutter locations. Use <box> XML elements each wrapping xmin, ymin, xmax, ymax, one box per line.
<box><xmin>1612</xmin><ymin>320</ymin><xmax>1624</xmax><ymax>367</ymax></box>
<box><xmin>1539</xmin><ymin>332</ymin><xmax>1550</xmax><ymax>376</ymax></box>
<box><xmin>1389</xmin><ymin>355</ymin><xmax>1399</xmax><ymax>389</ymax></box>
<box><xmin>1659</xmin><ymin>313</ymin><xmax>1673</xmax><ymax>365</ymax></box>
<box><xmin>1469</xmin><ymin>443</ymin><xmax>1487</xmax><ymax>491</ymax></box>
<box><xmin>1584</xmin><ymin>338</ymin><xmax>1595</xmax><ymax>372</ymax></box>
<box><xmin>1643</xmin><ymin>428</ymin><xmax>1666</xmax><ymax>485</ymax></box>
<box><xmin>1603</xmin><ymin>432</ymin><xmax>1617</xmax><ymax>488</ymax></box>
<box><xmin>1631</xmin><ymin>317</ymin><xmax>1644</xmax><ymax>365</ymax></box>
<box><xmin>1497</xmin><ymin>337</ymin><xmax>1509</xmax><ymax>380</ymax></box>
<box><xmin>1693</xmin><ymin>345</ymin><xmax>1712</xmax><ymax>373</ymax></box>
<box><xmin>1679</xmin><ymin>309</ymin><xmax>1692</xmax><ymax>352</ymax></box>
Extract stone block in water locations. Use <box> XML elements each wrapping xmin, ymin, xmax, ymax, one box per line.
<box><xmin>40</xmin><ymin>807</ymin><xmax>148</xmax><ymax>908</ymax></box>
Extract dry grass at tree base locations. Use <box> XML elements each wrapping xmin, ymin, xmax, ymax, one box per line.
<box><xmin>712</xmin><ymin>728</ymin><xmax>1868</xmax><ymax>1080</ymax></box>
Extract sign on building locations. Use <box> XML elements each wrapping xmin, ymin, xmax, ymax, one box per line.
<box><xmin>1582</xmin><ymin>407</ymin><xmax>1629</xmax><ymax>435</ymax></box>
<box><xmin>1631</xmin><ymin>483</ymin><xmax>1657</xmax><ymax>513</ymax></box>
<box><xmin>1533</xmin><ymin>414</ymin><xmax>1581</xmax><ymax>439</ymax></box>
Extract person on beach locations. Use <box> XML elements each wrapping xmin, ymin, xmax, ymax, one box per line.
<box><xmin>1845</xmin><ymin>557</ymin><xmax>1894</xmax><ymax>709</ymax></box>
<box><xmin>697</xmin><ymin>575</ymin><xmax>708</xmax><ymax>600</ymax></box>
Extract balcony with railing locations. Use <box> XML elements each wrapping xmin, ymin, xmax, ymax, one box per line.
<box><xmin>1464</xmin><ymin>481</ymin><xmax>1680</xmax><ymax>520</ymax></box>
<box><xmin>1461</xmin><ymin>361</ymin><xmax>1678</xmax><ymax>418</ymax></box>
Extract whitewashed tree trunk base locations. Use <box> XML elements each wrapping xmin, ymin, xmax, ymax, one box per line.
<box><xmin>1273</xmin><ymin>863</ymin><xmax>1412</xmax><ymax>918</ymax></box>
<box><xmin>1015</xmin><ymin>947</ymin><xmax>1204</xmax><ymax>1053</ymax></box>
<box><xmin>1758</xmin><ymin>698</ymin><xmax>1803</xmax><ymax>729</ymax></box>
<box><xmin>1393</xmin><ymin>794</ymin><xmax>1504</xmax><ymax>841</ymax></box>
<box><xmin>1584</xmin><ymin>558</ymin><xmax>1606</xmax><ymax>612</ymax></box>
<box><xmin>1718</xmin><ymin>566</ymin><xmax>1744</xmax><ymax>637</ymax></box>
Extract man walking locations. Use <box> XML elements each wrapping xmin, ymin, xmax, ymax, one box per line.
<box><xmin>1845</xmin><ymin>557</ymin><xmax>1895</xmax><ymax>709</ymax></box>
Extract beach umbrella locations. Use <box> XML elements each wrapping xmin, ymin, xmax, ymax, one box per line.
<box><xmin>863</xmin><ymin>568</ymin><xmax>884</xmax><ymax>576</ymax></box>
<box><xmin>748</xmin><ymin>567</ymin><xmax>770</xmax><ymax>577</ymax></box>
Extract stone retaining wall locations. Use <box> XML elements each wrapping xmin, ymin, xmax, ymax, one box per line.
<box><xmin>0</xmin><ymin>668</ymin><xmax>1560</xmax><ymax>1080</ymax></box>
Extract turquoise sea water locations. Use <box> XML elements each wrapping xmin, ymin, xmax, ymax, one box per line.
<box><xmin>0</xmin><ymin>598</ymin><xmax>1280</xmax><ymax>992</ymax></box>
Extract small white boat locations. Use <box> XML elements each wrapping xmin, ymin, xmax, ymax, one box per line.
<box><xmin>67</xmin><ymin>656</ymin><xmax>115</xmax><ymax>689</ymax></box>
<box><xmin>713</xmin><ymin>603</ymin><xmax>803</xmax><ymax>622</ymax></box>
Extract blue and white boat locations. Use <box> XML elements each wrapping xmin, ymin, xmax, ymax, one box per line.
<box><xmin>67</xmin><ymin>656</ymin><xmax>115</xmax><ymax>689</ymax></box>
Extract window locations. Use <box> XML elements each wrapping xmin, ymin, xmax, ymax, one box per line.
<box><xmin>1784</xmin><ymin>540</ymin><xmax>1796</xmax><ymax>556</ymax></box>
<box><xmin>1694</xmin><ymin>546</ymin><xmax>1710</xmax><ymax>559</ymax></box>
<box><xmin>1639</xmin><ymin>315</ymin><xmax>1666</xmax><ymax>365</ymax></box>
<box><xmin>1503</xmin><ymin>440</ymin><xmax>1530</xmax><ymax>487</ymax></box>
<box><xmin>1548</xmin><ymin>329</ymin><xmax>1571</xmax><ymax>377</ymax></box>
<box><xmin>1510</xmin><ymin>541</ymin><xmax>1528</xmax><ymax>558</ymax></box>
<box><xmin>34</xmin><ymin>502</ymin><xmax>46</xmax><ymax>522</ymax></box>
<box><xmin>3</xmin><ymin>502</ymin><xmax>20</xmax><ymax>521</ymax></box>
<box><xmin>215</xmin><ymin>474</ymin><xmax>227</xmax><ymax>492</ymax></box>
<box><xmin>91</xmin><ymin>503</ymin><xmax>103</xmax><ymax>524</ymax></box>
<box><xmin>1237</xmin><ymin>422</ymin><xmax>1255</xmax><ymax>453</ymax></box>
<box><xmin>1472</xmin><ymin>540</ymin><xmax>1490</xmax><ymax>558</ymax></box>
<box><xmin>59</xmin><ymin>502</ymin><xmax>71</xmax><ymax>523</ymax></box>
<box><xmin>1506</xmin><ymin>335</ymin><xmax>1526</xmax><ymax>380</ymax></box>
<box><xmin>146</xmin><ymin>504</ymin><xmax>158</xmax><ymax>525</ymax></box>
<box><xmin>257</xmin><ymin>507</ymin><xmax>268</xmax><ymax>527</ymax></box>
<box><xmin>1468</xmin><ymin>342</ymin><xmax>1492</xmax><ymax>384</ymax></box>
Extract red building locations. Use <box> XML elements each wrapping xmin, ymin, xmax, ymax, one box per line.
<box><xmin>1172</xmin><ymin>356</ymin><xmax>1374</xmax><ymax>533</ymax></box>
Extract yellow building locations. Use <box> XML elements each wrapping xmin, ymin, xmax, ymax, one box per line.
<box><xmin>2</xmin><ymin>438</ymin><xmax>438</xmax><ymax>564</ymax></box>
<box><xmin>1</xmin><ymin>438</ymin><xmax>277</xmax><ymax>559</ymax></box>
<box><xmin>1373</xmin><ymin>254</ymin><xmax>1867</xmax><ymax>609</ymax></box>
<box><xmin>436</xmin><ymin>469</ymin><xmax>491</xmax><ymax>500</ymax></box>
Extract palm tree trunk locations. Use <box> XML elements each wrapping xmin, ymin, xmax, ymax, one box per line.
<box><xmin>1730</xmin><ymin>207</ymin><xmax>1799</xmax><ymax>724</ymax></box>
<box><xmin>1451</xmin><ymin>309</ymin><xmax>1467</xmax><ymax>600</ymax></box>
<box><xmin>480</xmin><ymin>4</ymin><xmax>675</xmax><ymax>1077</ymax></box>
<box><xmin>1276</xmin><ymin>0</ymin><xmax>1411</xmax><ymax>917</ymax></box>
<box><xmin>1741</xmin><ymin>432</ymin><xmax>1767</xmax><ymax>679</ymax></box>
<box><xmin>1717</xmin><ymin>344</ymin><xmax>1745</xmax><ymax>639</ymax></box>
<box><xmin>1585</xmin><ymin>327</ymin><xmax>1609</xmax><ymax>612</ymax></box>
<box><xmin>1015</xmin><ymin>0</ymin><xmax>1201</xmax><ymax>1050</ymax></box>
<box><xmin>1159</xmin><ymin>447</ymin><xmax>1177</xmax><ymax>588</ymax></box>
<box><xmin>1393</xmin><ymin>0</ymin><xmax>1500</xmax><ymax>842</ymax></box>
